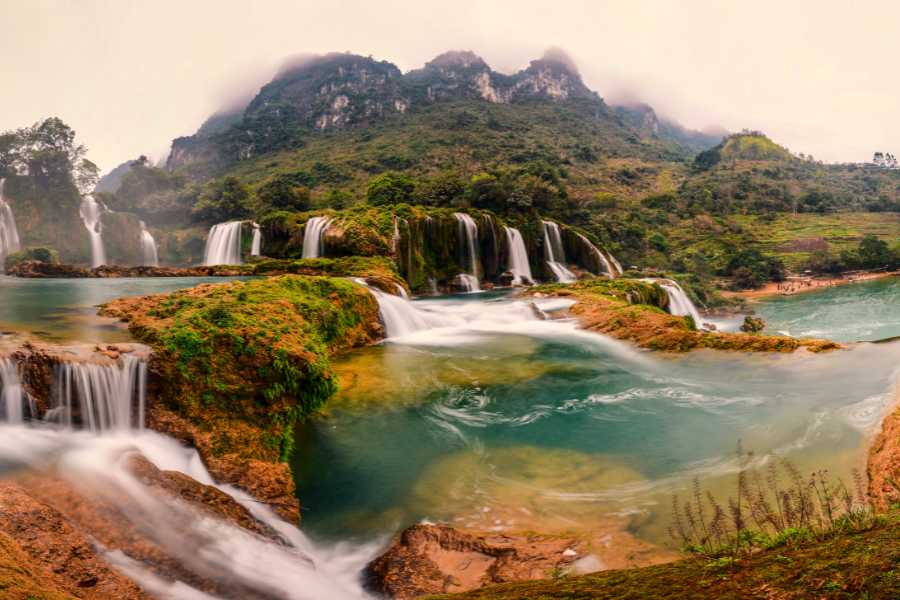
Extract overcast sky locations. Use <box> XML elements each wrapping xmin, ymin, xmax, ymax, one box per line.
<box><xmin>2</xmin><ymin>0</ymin><xmax>897</xmax><ymax>171</ymax></box>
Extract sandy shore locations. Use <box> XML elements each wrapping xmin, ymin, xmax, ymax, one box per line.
<box><xmin>723</xmin><ymin>270</ymin><xmax>899</xmax><ymax>301</ymax></box>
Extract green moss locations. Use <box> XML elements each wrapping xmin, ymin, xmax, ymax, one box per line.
<box><xmin>100</xmin><ymin>274</ymin><xmax>383</xmax><ymax>462</ymax></box>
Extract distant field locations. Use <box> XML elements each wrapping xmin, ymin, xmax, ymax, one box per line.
<box><xmin>733</xmin><ymin>212</ymin><xmax>900</xmax><ymax>269</ymax></box>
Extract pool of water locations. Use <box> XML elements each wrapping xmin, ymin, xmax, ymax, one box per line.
<box><xmin>0</xmin><ymin>275</ymin><xmax>250</xmax><ymax>342</ymax></box>
<box><xmin>293</xmin><ymin>291</ymin><xmax>900</xmax><ymax>548</ymax></box>
<box><xmin>755</xmin><ymin>276</ymin><xmax>900</xmax><ymax>343</ymax></box>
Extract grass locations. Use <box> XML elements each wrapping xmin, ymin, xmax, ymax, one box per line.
<box><xmin>733</xmin><ymin>212</ymin><xmax>900</xmax><ymax>269</ymax></box>
<box><xmin>434</xmin><ymin>451</ymin><xmax>890</xmax><ymax>600</ymax></box>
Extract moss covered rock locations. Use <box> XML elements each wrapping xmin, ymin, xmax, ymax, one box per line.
<box><xmin>530</xmin><ymin>279</ymin><xmax>839</xmax><ymax>353</ymax></box>
<box><xmin>99</xmin><ymin>274</ymin><xmax>384</xmax><ymax>520</ymax></box>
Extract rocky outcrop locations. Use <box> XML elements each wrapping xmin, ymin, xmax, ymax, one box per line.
<box><xmin>364</xmin><ymin>524</ymin><xmax>590</xmax><ymax>598</ymax></box>
<box><xmin>99</xmin><ymin>275</ymin><xmax>385</xmax><ymax>522</ymax></box>
<box><xmin>530</xmin><ymin>280</ymin><xmax>840</xmax><ymax>353</ymax></box>
<box><xmin>0</xmin><ymin>482</ymin><xmax>148</xmax><ymax>599</ymax></box>
<box><xmin>165</xmin><ymin>49</ymin><xmax>611</xmax><ymax>172</ymax></box>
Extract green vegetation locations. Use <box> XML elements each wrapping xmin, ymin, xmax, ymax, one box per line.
<box><xmin>533</xmin><ymin>278</ymin><xmax>838</xmax><ymax>352</ymax></box>
<box><xmin>4</xmin><ymin>246</ymin><xmax>59</xmax><ymax>270</ymax></box>
<box><xmin>100</xmin><ymin>275</ymin><xmax>383</xmax><ymax>462</ymax></box>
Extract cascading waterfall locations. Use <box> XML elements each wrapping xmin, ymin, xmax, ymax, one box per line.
<box><xmin>0</xmin><ymin>357</ymin><xmax>27</xmax><ymax>424</ymax></box>
<box><xmin>574</xmin><ymin>232</ymin><xmax>616</xmax><ymax>278</ymax></box>
<box><xmin>503</xmin><ymin>226</ymin><xmax>533</xmax><ymax>285</ymax></box>
<box><xmin>49</xmin><ymin>355</ymin><xmax>147</xmax><ymax>431</ymax></box>
<box><xmin>251</xmin><ymin>222</ymin><xmax>262</xmax><ymax>256</ymax></box>
<box><xmin>0</xmin><ymin>178</ymin><xmax>21</xmax><ymax>272</ymax></box>
<box><xmin>139</xmin><ymin>221</ymin><xmax>159</xmax><ymax>267</ymax></box>
<box><xmin>353</xmin><ymin>278</ymin><xmax>459</xmax><ymax>338</ymax></box>
<box><xmin>203</xmin><ymin>221</ymin><xmax>243</xmax><ymax>266</ymax></box>
<box><xmin>302</xmin><ymin>216</ymin><xmax>331</xmax><ymax>259</ymax></box>
<box><xmin>542</xmin><ymin>220</ymin><xmax>576</xmax><ymax>282</ymax></box>
<box><xmin>653</xmin><ymin>279</ymin><xmax>705</xmax><ymax>328</ymax></box>
<box><xmin>80</xmin><ymin>195</ymin><xmax>107</xmax><ymax>267</ymax></box>
<box><xmin>454</xmin><ymin>213</ymin><xmax>481</xmax><ymax>291</ymax></box>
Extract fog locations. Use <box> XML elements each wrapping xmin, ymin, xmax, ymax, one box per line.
<box><xmin>2</xmin><ymin>0</ymin><xmax>898</xmax><ymax>170</ymax></box>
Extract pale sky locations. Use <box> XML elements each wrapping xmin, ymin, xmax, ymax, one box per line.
<box><xmin>2</xmin><ymin>0</ymin><xmax>897</xmax><ymax>172</ymax></box>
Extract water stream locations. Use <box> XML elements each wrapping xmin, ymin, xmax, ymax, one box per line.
<box><xmin>302</xmin><ymin>217</ymin><xmax>331</xmax><ymax>259</ymax></box>
<box><xmin>80</xmin><ymin>195</ymin><xmax>107</xmax><ymax>267</ymax></box>
<box><xmin>504</xmin><ymin>226</ymin><xmax>533</xmax><ymax>285</ymax></box>
<box><xmin>542</xmin><ymin>220</ymin><xmax>576</xmax><ymax>282</ymax></box>
<box><xmin>203</xmin><ymin>221</ymin><xmax>243</xmax><ymax>266</ymax></box>
<box><xmin>0</xmin><ymin>178</ymin><xmax>21</xmax><ymax>272</ymax></box>
<box><xmin>139</xmin><ymin>221</ymin><xmax>159</xmax><ymax>267</ymax></box>
<box><xmin>295</xmin><ymin>289</ymin><xmax>900</xmax><ymax>552</ymax></box>
<box><xmin>454</xmin><ymin>213</ymin><xmax>481</xmax><ymax>291</ymax></box>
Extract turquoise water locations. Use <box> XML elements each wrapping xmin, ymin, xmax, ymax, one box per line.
<box><xmin>0</xmin><ymin>275</ymin><xmax>249</xmax><ymax>342</ymax></box>
<box><xmin>293</xmin><ymin>292</ymin><xmax>900</xmax><ymax>547</ymax></box>
<box><xmin>755</xmin><ymin>277</ymin><xmax>900</xmax><ymax>343</ymax></box>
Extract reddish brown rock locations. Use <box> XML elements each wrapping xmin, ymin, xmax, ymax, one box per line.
<box><xmin>364</xmin><ymin>524</ymin><xmax>590</xmax><ymax>598</ymax></box>
<box><xmin>0</xmin><ymin>482</ymin><xmax>148</xmax><ymax>599</ymax></box>
<box><xmin>148</xmin><ymin>406</ymin><xmax>301</xmax><ymax>523</ymax></box>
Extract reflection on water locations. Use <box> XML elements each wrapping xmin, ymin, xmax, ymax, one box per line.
<box><xmin>756</xmin><ymin>276</ymin><xmax>900</xmax><ymax>342</ymax></box>
<box><xmin>294</xmin><ymin>291</ymin><xmax>900</xmax><ymax>549</ymax></box>
<box><xmin>0</xmin><ymin>276</ymin><xmax>251</xmax><ymax>342</ymax></box>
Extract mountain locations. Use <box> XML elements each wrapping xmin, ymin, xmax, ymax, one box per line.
<box><xmin>165</xmin><ymin>50</ymin><xmax>714</xmax><ymax>176</ymax></box>
<box><xmin>612</xmin><ymin>103</ymin><xmax>725</xmax><ymax>154</ymax></box>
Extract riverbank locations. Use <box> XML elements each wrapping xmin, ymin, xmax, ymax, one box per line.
<box><xmin>531</xmin><ymin>279</ymin><xmax>840</xmax><ymax>353</ymax></box>
<box><xmin>723</xmin><ymin>270</ymin><xmax>899</xmax><ymax>301</ymax></box>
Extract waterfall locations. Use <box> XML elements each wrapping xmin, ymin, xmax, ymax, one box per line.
<box><xmin>203</xmin><ymin>221</ymin><xmax>243</xmax><ymax>266</ymax></box>
<box><xmin>454</xmin><ymin>213</ymin><xmax>480</xmax><ymax>291</ymax></box>
<box><xmin>353</xmin><ymin>279</ymin><xmax>458</xmax><ymax>338</ymax></box>
<box><xmin>655</xmin><ymin>279</ymin><xmax>704</xmax><ymax>328</ymax></box>
<box><xmin>542</xmin><ymin>221</ymin><xmax>576</xmax><ymax>282</ymax></box>
<box><xmin>139</xmin><ymin>221</ymin><xmax>159</xmax><ymax>267</ymax></box>
<box><xmin>504</xmin><ymin>226</ymin><xmax>533</xmax><ymax>285</ymax></box>
<box><xmin>251</xmin><ymin>223</ymin><xmax>262</xmax><ymax>256</ymax></box>
<box><xmin>49</xmin><ymin>355</ymin><xmax>147</xmax><ymax>432</ymax></box>
<box><xmin>302</xmin><ymin>216</ymin><xmax>331</xmax><ymax>259</ymax></box>
<box><xmin>80</xmin><ymin>195</ymin><xmax>107</xmax><ymax>267</ymax></box>
<box><xmin>574</xmin><ymin>232</ymin><xmax>616</xmax><ymax>278</ymax></box>
<box><xmin>0</xmin><ymin>179</ymin><xmax>21</xmax><ymax>272</ymax></box>
<box><xmin>0</xmin><ymin>357</ymin><xmax>27</xmax><ymax>424</ymax></box>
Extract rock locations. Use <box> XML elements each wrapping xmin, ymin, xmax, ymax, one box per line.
<box><xmin>0</xmin><ymin>482</ymin><xmax>148</xmax><ymax>599</ymax></box>
<box><xmin>124</xmin><ymin>455</ymin><xmax>279</xmax><ymax>540</ymax></box>
<box><xmin>740</xmin><ymin>315</ymin><xmax>766</xmax><ymax>333</ymax></box>
<box><xmin>364</xmin><ymin>524</ymin><xmax>586</xmax><ymax>598</ymax></box>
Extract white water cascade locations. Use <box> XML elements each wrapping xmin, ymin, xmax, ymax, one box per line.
<box><xmin>574</xmin><ymin>232</ymin><xmax>616</xmax><ymax>278</ymax></box>
<box><xmin>302</xmin><ymin>216</ymin><xmax>331</xmax><ymax>259</ymax></box>
<box><xmin>203</xmin><ymin>221</ymin><xmax>243</xmax><ymax>266</ymax></box>
<box><xmin>139</xmin><ymin>221</ymin><xmax>159</xmax><ymax>267</ymax></box>
<box><xmin>251</xmin><ymin>222</ymin><xmax>262</xmax><ymax>256</ymax></box>
<box><xmin>542</xmin><ymin>221</ymin><xmax>576</xmax><ymax>282</ymax></box>
<box><xmin>653</xmin><ymin>279</ymin><xmax>705</xmax><ymax>328</ymax></box>
<box><xmin>504</xmin><ymin>226</ymin><xmax>533</xmax><ymax>285</ymax></box>
<box><xmin>80</xmin><ymin>195</ymin><xmax>107</xmax><ymax>268</ymax></box>
<box><xmin>454</xmin><ymin>213</ymin><xmax>481</xmax><ymax>291</ymax></box>
<box><xmin>354</xmin><ymin>278</ymin><xmax>458</xmax><ymax>338</ymax></box>
<box><xmin>48</xmin><ymin>355</ymin><xmax>148</xmax><ymax>432</ymax></box>
<box><xmin>0</xmin><ymin>179</ymin><xmax>21</xmax><ymax>271</ymax></box>
<box><xmin>0</xmin><ymin>357</ymin><xmax>27</xmax><ymax>424</ymax></box>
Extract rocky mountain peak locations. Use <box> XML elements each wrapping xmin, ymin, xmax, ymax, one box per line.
<box><xmin>424</xmin><ymin>50</ymin><xmax>489</xmax><ymax>72</ymax></box>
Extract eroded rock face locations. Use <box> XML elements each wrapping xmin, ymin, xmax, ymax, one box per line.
<box><xmin>364</xmin><ymin>524</ymin><xmax>590</xmax><ymax>598</ymax></box>
<box><xmin>0</xmin><ymin>482</ymin><xmax>148</xmax><ymax>599</ymax></box>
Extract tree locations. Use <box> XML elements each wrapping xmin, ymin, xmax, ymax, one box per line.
<box><xmin>0</xmin><ymin>117</ymin><xmax>98</xmax><ymax>193</ymax></box>
<box><xmin>257</xmin><ymin>174</ymin><xmax>311</xmax><ymax>212</ymax></box>
<box><xmin>857</xmin><ymin>234</ymin><xmax>892</xmax><ymax>269</ymax></box>
<box><xmin>191</xmin><ymin>176</ymin><xmax>252</xmax><ymax>222</ymax></box>
<box><xmin>366</xmin><ymin>171</ymin><xmax>415</xmax><ymax>206</ymax></box>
